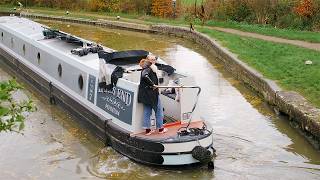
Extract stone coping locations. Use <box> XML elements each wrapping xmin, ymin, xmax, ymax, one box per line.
<box><xmin>1</xmin><ymin>12</ymin><xmax>319</xmax><ymax>148</ymax></box>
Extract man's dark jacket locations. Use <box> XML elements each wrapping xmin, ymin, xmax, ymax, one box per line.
<box><xmin>138</xmin><ymin>67</ymin><xmax>159</xmax><ymax>110</ymax></box>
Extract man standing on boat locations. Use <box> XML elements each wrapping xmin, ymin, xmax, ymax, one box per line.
<box><xmin>138</xmin><ymin>55</ymin><xmax>168</xmax><ymax>136</ymax></box>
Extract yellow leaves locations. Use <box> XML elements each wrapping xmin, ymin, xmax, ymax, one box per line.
<box><xmin>151</xmin><ymin>0</ymin><xmax>174</xmax><ymax>18</ymax></box>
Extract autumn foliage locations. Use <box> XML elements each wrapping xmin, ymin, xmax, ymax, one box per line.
<box><xmin>294</xmin><ymin>0</ymin><xmax>315</xmax><ymax>18</ymax></box>
<box><xmin>193</xmin><ymin>0</ymin><xmax>320</xmax><ymax>30</ymax></box>
<box><xmin>151</xmin><ymin>0</ymin><xmax>174</xmax><ymax>18</ymax></box>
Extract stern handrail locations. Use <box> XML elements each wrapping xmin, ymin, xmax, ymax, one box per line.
<box><xmin>156</xmin><ymin>85</ymin><xmax>201</xmax><ymax>132</ymax></box>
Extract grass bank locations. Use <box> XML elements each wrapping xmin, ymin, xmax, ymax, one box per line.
<box><xmin>205</xmin><ymin>20</ymin><xmax>320</xmax><ymax>43</ymax></box>
<box><xmin>198</xmin><ymin>27</ymin><xmax>320</xmax><ymax>107</ymax></box>
<box><xmin>1</xmin><ymin>5</ymin><xmax>320</xmax><ymax>43</ymax></box>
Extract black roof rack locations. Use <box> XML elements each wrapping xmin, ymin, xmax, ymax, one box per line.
<box><xmin>42</xmin><ymin>27</ymin><xmax>92</xmax><ymax>47</ymax></box>
<box><xmin>42</xmin><ymin>27</ymin><xmax>104</xmax><ymax>57</ymax></box>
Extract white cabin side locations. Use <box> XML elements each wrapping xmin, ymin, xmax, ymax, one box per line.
<box><xmin>0</xmin><ymin>16</ymin><xmax>139</xmax><ymax>132</ymax></box>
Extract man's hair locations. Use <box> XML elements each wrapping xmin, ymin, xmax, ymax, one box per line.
<box><xmin>146</xmin><ymin>55</ymin><xmax>157</xmax><ymax>62</ymax></box>
<box><xmin>139</xmin><ymin>58</ymin><xmax>152</xmax><ymax>68</ymax></box>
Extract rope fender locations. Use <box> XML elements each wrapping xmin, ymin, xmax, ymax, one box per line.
<box><xmin>191</xmin><ymin>146</ymin><xmax>213</xmax><ymax>164</ymax></box>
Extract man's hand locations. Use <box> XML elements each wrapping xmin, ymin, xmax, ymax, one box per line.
<box><xmin>152</xmin><ymin>85</ymin><xmax>158</xmax><ymax>90</ymax></box>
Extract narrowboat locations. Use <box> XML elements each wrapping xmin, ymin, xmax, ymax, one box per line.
<box><xmin>0</xmin><ymin>16</ymin><xmax>215</xmax><ymax>167</ymax></box>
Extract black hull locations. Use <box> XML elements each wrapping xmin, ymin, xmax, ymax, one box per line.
<box><xmin>0</xmin><ymin>48</ymin><xmax>214</xmax><ymax>166</ymax></box>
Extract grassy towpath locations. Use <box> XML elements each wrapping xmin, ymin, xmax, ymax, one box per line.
<box><xmin>205</xmin><ymin>26</ymin><xmax>320</xmax><ymax>51</ymax></box>
<box><xmin>1</xmin><ymin>6</ymin><xmax>320</xmax><ymax>107</ymax></box>
<box><xmin>204</xmin><ymin>20</ymin><xmax>320</xmax><ymax>43</ymax></box>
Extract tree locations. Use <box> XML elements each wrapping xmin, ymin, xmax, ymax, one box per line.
<box><xmin>151</xmin><ymin>0</ymin><xmax>174</xmax><ymax>18</ymax></box>
<box><xmin>293</xmin><ymin>0</ymin><xmax>317</xmax><ymax>29</ymax></box>
<box><xmin>0</xmin><ymin>80</ymin><xmax>35</xmax><ymax>132</ymax></box>
<box><xmin>246</xmin><ymin>0</ymin><xmax>279</xmax><ymax>24</ymax></box>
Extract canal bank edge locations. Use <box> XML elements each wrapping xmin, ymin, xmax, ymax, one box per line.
<box><xmin>2</xmin><ymin>11</ymin><xmax>320</xmax><ymax>149</ymax></box>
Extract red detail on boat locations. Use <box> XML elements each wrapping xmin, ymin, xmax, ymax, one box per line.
<box><xmin>164</xmin><ymin>121</ymin><xmax>181</xmax><ymax>127</ymax></box>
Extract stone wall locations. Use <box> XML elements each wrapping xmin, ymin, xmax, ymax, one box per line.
<box><xmin>1</xmin><ymin>12</ymin><xmax>319</xmax><ymax>148</ymax></box>
<box><xmin>21</xmin><ymin>13</ymin><xmax>155</xmax><ymax>33</ymax></box>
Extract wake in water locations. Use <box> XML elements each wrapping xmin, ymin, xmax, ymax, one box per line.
<box><xmin>87</xmin><ymin>147</ymin><xmax>158</xmax><ymax>179</ymax></box>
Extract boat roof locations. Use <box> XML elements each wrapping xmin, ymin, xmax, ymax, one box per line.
<box><xmin>0</xmin><ymin>17</ymin><xmax>121</xmax><ymax>71</ymax></box>
<box><xmin>0</xmin><ymin>16</ymin><xmax>169</xmax><ymax>74</ymax></box>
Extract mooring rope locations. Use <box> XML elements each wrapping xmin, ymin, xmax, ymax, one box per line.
<box><xmin>49</xmin><ymin>81</ymin><xmax>56</xmax><ymax>105</ymax></box>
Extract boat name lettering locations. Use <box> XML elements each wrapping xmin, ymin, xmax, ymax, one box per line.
<box><xmin>87</xmin><ymin>75</ymin><xmax>96</xmax><ymax>104</ymax></box>
<box><xmin>98</xmin><ymin>87</ymin><xmax>132</xmax><ymax>106</ymax></box>
<box><xmin>101</xmin><ymin>96</ymin><xmax>125</xmax><ymax>110</ymax></box>
<box><xmin>105</xmin><ymin>103</ymin><xmax>120</xmax><ymax>116</ymax></box>
<box><xmin>97</xmin><ymin>87</ymin><xmax>134</xmax><ymax>125</ymax></box>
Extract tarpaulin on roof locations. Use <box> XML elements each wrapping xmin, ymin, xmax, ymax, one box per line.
<box><xmin>98</xmin><ymin>50</ymin><xmax>149</xmax><ymax>65</ymax></box>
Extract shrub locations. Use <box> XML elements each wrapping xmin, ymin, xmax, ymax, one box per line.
<box><xmin>208</xmin><ymin>0</ymin><xmax>253</xmax><ymax>22</ymax></box>
<box><xmin>268</xmin><ymin>0</ymin><xmax>294</xmax><ymax>25</ymax></box>
<box><xmin>120</xmin><ymin>0</ymin><xmax>152</xmax><ymax>14</ymax></box>
<box><xmin>0</xmin><ymin>80</ymin><xmax>35</xmax><ymax>132</ymax></box>
<box><xmin>276</xmin><ymin>13</ymin><xmax>304</xmax><ymax>29</ymax></box>
<box><xmin>0</xmin><ymin>0</ymin><xmax>14</xmax><ymax>5</ymax></box>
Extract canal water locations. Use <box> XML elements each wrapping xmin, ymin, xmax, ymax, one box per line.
<box><xmin>0</xmin><ymin>19</ymin><xmax>319</xmax><ymax>179</ymax></box>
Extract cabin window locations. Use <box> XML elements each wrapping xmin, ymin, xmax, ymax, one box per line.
<box><xmin>37</xmin><ymin>52</ymin><xmax>41</xmax><ymax>64</ymax></box>
<box><xmin>22</xmin><ymin>44</ymin><xmax>26</xmax><ymax>56</ymax></box>
<box><xmin>58</xmin><ymin>64</ymin><xmax>62</xmax><ymax>77</ymax></box>
<box><xmin>78</xmin><ymin>74</ymin><xmax>84</xmax><ymax>90</ymax></box>
<box><xmin>1</xmin><ymin>32</ymin><xmax>3</xmax><ymax>41</ymax></box>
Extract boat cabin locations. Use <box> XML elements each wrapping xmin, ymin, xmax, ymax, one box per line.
<box><xmin>97</xmin><ymin>49</ymin><xmax>202</xmax><ymax>135</ymax></box>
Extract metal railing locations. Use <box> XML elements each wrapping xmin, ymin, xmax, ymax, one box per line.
<box><xmin>156</xmin><ymin>85</ymin><xmax>202</xmax><ymax>131</ymax></box>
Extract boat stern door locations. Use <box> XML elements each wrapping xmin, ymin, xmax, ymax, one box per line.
<box><xmin>160</xmin><ymin>76</ymin><xmax>201</xmax><ymax>125</ymax></box>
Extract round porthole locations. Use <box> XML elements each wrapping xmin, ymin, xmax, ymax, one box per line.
<box><xmin>22</xmin><ymin>44</ymin><xmax>26</xmax><ymax>55</ymax></box>
<box><xmin>37</xmin><ymin>52</ymin><xmax>41</xmax><ymax>64</ymax></box>
<box><xmin>58</xmin><ymin>64</ymin><xmax>62</xmax><ymax>77</ymax></box>
<box><xmin>78</xmin><ymin>75</ymin><xmax>84</xmax><ymax>90</ymax></box>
